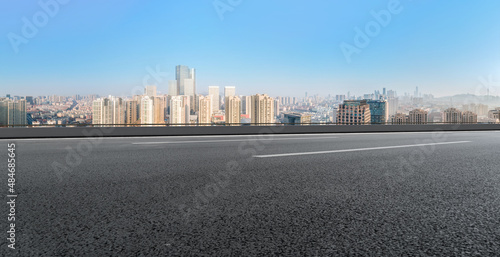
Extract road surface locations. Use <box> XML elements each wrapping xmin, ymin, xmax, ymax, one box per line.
<box><xmin>1</xmin><ymin>131</ymin><xmax>500</xmax><ymax>256</ymax></box>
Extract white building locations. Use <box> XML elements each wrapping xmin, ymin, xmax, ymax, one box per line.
<box><xmin>92</xmin><ymin>96</ymin><xmax>124</xmax><ymax>126</ymax></box>
<box><xmin>251</xmin><ymin>94</ymin><xmax>275</xmax><ymax>125</ymax></box>
<box><xmin>144</xmin><ymin>85</ymin><xmax>157</xmax><ymax>97</ymax></box>
<box><xmin>225</xmin><ymin>96</ymin><xmax>241</xmax><ymax>125</ymax></box>
<box><xmin>140</xmin><ymin>96</ymin><xmax>154</xmax><ymax>125</ymax></box>
<box><xmin>208</xmin><ymin>86</ymin><xmax>220</xmax><ymax>114</ymax></box>
<box><xmin>224</xmin><ymin>86</ymin><xmax>236</xmax><ymax>98</ymax></box>
<box><xmin>170</xmin><ymin>95</ymin><xmax>190</xmax><ymax>125</ymax></box>
<box><xmin>198</xmin><ymin>95</ymin><xmax>213</xmax><ymax>125</ymax></box>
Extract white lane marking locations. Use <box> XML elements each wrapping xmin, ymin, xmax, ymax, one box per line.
<box><xmin>0</xmin><ymin>131</ymin><xmax>457</xmax><ymax>142</ymax></box>
<box><xmin>253</xmin><ymin>141</ymin><xmax>472</xmax><ymax>158</ymax></box>
<box><xmin>132</xmin><ymin>136</ymin><xmax>339</xmax><ymax>145</ymax></box>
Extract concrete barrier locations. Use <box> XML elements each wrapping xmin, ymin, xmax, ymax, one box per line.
<box><xmin>0</xmin><ymin>124</ymin><xmax>499</xmax><ymax>139</ymax></box>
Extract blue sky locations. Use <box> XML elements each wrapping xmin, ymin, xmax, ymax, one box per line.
<box><xmin>1</xmin><ymin>0</ymin><xmax>499</xmax><ymax>97</ymax></box>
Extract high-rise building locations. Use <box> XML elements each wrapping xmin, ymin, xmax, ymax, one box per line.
<box><xmin>153</xmin><ymin>96</ymin><xmax>167</xmax><ymax>124</ymax></box>
<box><xmin>170</xmin><ymin>95</ymin><xmax>190</xmax><ymax>125</ymax></box>
<box><xmin>168</xmin><ymin>80</ymin><xmax>178</xmax><ymax>96</ymax></box>
<box><xmin>224</xmin><ymin>86</ymin><xmax>236</xmax><ymax>98</ymax></box>
<box><xmin>463</xmin><ymin>103</ymin><xmax>489</xmax><ymax>117</ymax></box>
<box><xmin>176</xmin><ymin>65</ymin><xmax>195</xmax><ymax>96</ymax></box>
<box><xmin>443</xmin><ymin>108</ymin><xmax>462</xmax><ymax>123</ymax></box>
<box><xmin>9</xmin><ymin>100</ymin><xmax>27</xmax><ymax>126</ymax></box>
<box><xmin>176</xmin><ymin>65</ymin><xmax>196</xmax><ymax>113</ymax></box>
<box><xmin>198</xmin><ymin>95</ymin><xmax>212</xmax><ymax>125</ymax></box>
<box><xmin>25</xmin><ymin>96</ymin><xmax>34</xmax><ymax>105</ymax></box>
<box><xmin>387</xmin><ymin>90</ymin><xmax>396</xmax><ymax>98</ymax></box>
<box><xmin>477</xmin><ymin>104</ymin><xmax>489</xmax><ymax>117</ymax></box>
<box><xmin>145</xmin><ymin>86</ymin><xmax>157</xmax><ymax>97</ymax></box>
<box><xmin>125</xmin><ymin>100</ymin><xmax>139</xmax><ymax>125</ymax></box>
<box><xmin>0</xmin><ymin>100</ymin><xmax>8</xmax><ymax>126</ymax></box>
<box><xmin>92</xmin><ymin>97</ymin><xmax>125</xmax><ymax>126</ymax></box>
<box><xmin>391</xmin><ymin>113</ymin><xmax>408</xmax><ymax>124</ymax></box>
<box><xmin>0</xmin><ymin>99</ymin><xmax>27</xmax><ymax>126</ymax></box>
<box><xmin>208</xmin><ymin>86</ymin><xmax>220</xmax><ymax>114</ymax></box>
<box><xmin>408</xmin><ymin>109</ymin><xmax>428</xmax><ymax>124</ymax></box>
<box><xmin>140</xmin><ymin>96</ymin><xmax>154</xmax><ymax>125</ymax></box>
<box><xmin>387</xmin><ymin>97</ymin><xmax>399</xmax><ymax>116</ymax></box>
<box><xmin>335</xmin><ymin>95</ymin><xmax>346</xmax><ymax>102</ymax></box>
<box><xmin>274</xmin><ymin>98</ymin><xmax>280</xmax><ymax>118</ymax></box>
<box><xmin>241</xmin><ymin>96</ymin><xmax>251</xmax><ymax>116</ymax></box>
<box><xmin>225</xmin><ymin>96</ymin><xmax>241</xmax><ymax>125</ymax></box>
<box><xmin>367</xmin><ymin>100</ymin><xmax>388</xmax><ymax>124</ymax></box>
<box><xmin>461</xmin><ymin>111</ymin><xmax>477</xmax><ymax>123</ymax></box>
<box><xmin>251</xmin><ymin>94</ymin><xmax>275</xmax><ymax>125</ymax></box>
<box><xmin>336</xmin><ymin>100</ymin><xmax>371</xmax><ymax>125</ymax></box>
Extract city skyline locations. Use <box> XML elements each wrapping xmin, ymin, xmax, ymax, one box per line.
<box><xmin>1</xmin><ymin>1</ymin><xmax>500</xmax><ymax>97</ymax></box>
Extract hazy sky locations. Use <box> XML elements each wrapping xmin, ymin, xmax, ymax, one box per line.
<box><xmin>1</xmin><ymin>0</ymin><xmax>499</xmax><ymax>97</ymax></box>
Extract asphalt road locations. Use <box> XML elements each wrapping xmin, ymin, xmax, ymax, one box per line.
<box><xmin>1</xmin><ymin>131</ymin><xmax>500</xmax><ymax>256</ymax></box>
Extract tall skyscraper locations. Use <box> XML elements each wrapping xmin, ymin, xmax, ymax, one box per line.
<box><xmin>0</xmin><ymin>100</ymin><xmax>8</xmax><ymax>126</ymax></box>
<box><xmin>224</xmin><ymin>86</ymin><xmax>236</xmax><ymax>98</ymax></box>
<box><xmin>176</xmin><ymin>65</ymin><xmax>195</xmax><ymax>96</ymax></box>
<box><xmin>125</xmin><ymin>100</ymin><xmax>139</xmax><ymax>125</ymax></box>
<box><xmin>168</xmin><ymin>80</ymin><xmax>178</xmax><ymax>96</ymax></box>
<box><xmin>140</xmin><ymin>96</ymin><xmax>154</xmax><ymax>125</ymax></box>
<box><xmin>170</xmin><ymin>95</ymin><xmax>190</xmax><ymax>125</ymax></box>
<box><xmin>10</xmin><ymin>100</ymin><xmax>27</xmax><ymax>126</ymax></box>
<box><xmin>241</xmin><ymin>96</ymin><xmax>251</xmax><ymax>116</ymax></box>
<box><xmin>387</xmin><ymin>97</ymin><xmax>399</xmax><ymax>116</ymax></box>
<box><xmin>0</xmin><ymin>99</ymin><xmax>27</xmax><ymax>126</ymax></box>
<box><xmin>145</xmin><ymin>86</ymin><xmax>157</xmax><ymax>97</ymax></box>
<box><xmin>198</xmin><ymin>95</ymin><xmax>213</xmax><ymax>125</ymax></box>
<box><xmin>336</xmin><ymin>100</ymin><xmax>371</xmax><ymax>125</ymax></box>
<box><xmin>176</xmin><ymin>65</ymin><xmax>196</xmax><ymax>113</ymax></box>
<box><xmin>208</xmin><ymin>86</ymin><xmax>220</xmax><ymax>114</ymax></box>
<box><xmin>92</xmin><ymin>97</ymin><xmax>125</xmax><ymax>126</ymax></box>
<box><xmin>273</xmin><ymin>98</ymin><xmax>280</xmax><ymax>118</ymax></box>
<box><xmin>225</xmin><ymin>96</ymin><xmax>241</xmax><ymax>125</ymax></box>
<box><xmin>367</xmin><ymin>100</ymin><xmax>388</xmax><ymax>124</ymax></box>
<box><xmin>251</xmin><ymin>94</ymin><xmax>275</xmax><ymax>125</ymax></box>
<box><xmin>153</xmin><ymin>96</ymin><xmax>167</xmax><ymax>124</ymax></box>
<box><xmin>408</xmin><ymin>109</ymin><xmax>428</xmax><ymax>124</ymax></box>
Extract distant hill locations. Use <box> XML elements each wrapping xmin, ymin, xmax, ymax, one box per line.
<box><xmin>436</xmin><ymin>94</ymin><xmax>500</xmax><ymax>106</ymax></box>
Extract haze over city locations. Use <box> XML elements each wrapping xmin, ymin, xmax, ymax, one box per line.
<box><xmin>1</xmin><ymin>0</ymin><xmax>499</xmax><ymax>97</ymax></box>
